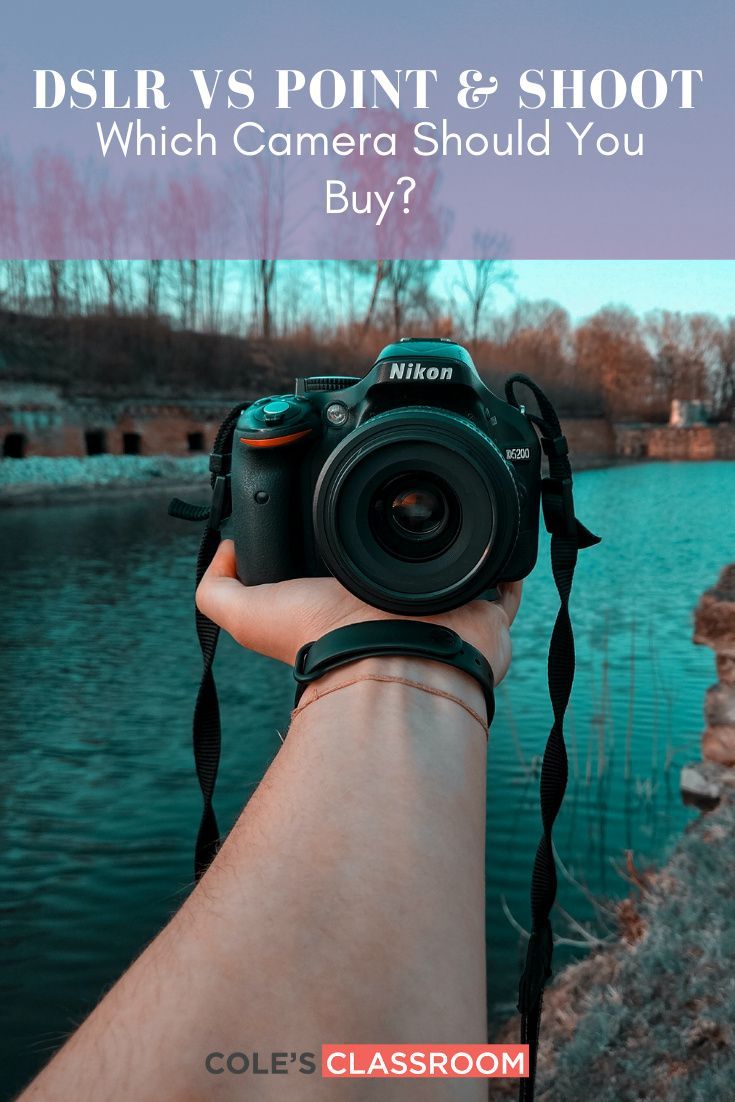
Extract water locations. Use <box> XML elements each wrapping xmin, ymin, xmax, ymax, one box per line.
<box><xmin>1</xmin><ymin>461</ymin><xmax>733</xmax><ymax>1095</ymax></box>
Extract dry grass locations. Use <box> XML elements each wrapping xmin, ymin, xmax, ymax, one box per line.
<box><xmin>491</xmin><ymin>790</ymin><xmax>735</xmax><ymax>1100</ymax></box>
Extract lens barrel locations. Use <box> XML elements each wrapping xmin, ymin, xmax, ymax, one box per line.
<box><xmin>313</xmin><ymin>408</ymin><xmax>520</xmax><ymax>614</ymax></box>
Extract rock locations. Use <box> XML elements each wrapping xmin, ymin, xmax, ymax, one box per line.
<box><xmin>693</xmin><ymin>562</ymin><xmax>735</xmax><ymax>766</ymax></box>
<box><xmin>702</xmin><ymin>729</ymin><xmax>735</xmax><ymax>767</ymax></box>
<box><xmin>702</xmin><ymin>685</ymin><xmax>735</xmax><ymax>764</ymax></box>
<box><xmin>717</xmin><ymin>653</ymin><xmax>735</xmax><ymax>687</ymax></box>
<box><xmin>706</xmin><ymin>684</ymin><xmax>735</xmax><ymax>726</ymax></box>
<box><xmin>680</xmin><ymin>760</ymin><xmax>735</xmax><ymax>809</ymax></box>
<box><xmin>694</xmin><ymin>563</ymin><xmax>735</xmax><ymax>653</ymax></box>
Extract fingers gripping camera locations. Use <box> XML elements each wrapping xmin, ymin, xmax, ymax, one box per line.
<box><xmin>231</xmin><ymin>339</ymin><xmax>541</xmax><ymax>614</ymax></box>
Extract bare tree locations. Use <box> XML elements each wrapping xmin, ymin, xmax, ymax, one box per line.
<box><xmin>0</xmin><ymin>147</ymin><xmax>30</xmax><ymax>310</ymax></box>
<box><xmin>229</xmin><ymin>159</ymin><xmax>285</xmax><ymax>339</ymax></box>
<box><xmin>258</xmin><ymin>258</ymin><xmax>277</xmax><ymax>340</ymax></box>
<box><xmin>143</xmin><ymin>259</ymin><xmax>165</xmax><ymax>318</ymax></box>
<box><xmin>80</xmin><ymin>174</ymin><xmax>135</xmax><ymax>315</ymax></box>
<box><xmin>574</xmin><ymin>307</ymin><xmax>653</xmax><ymax>419</ymax></box>
<box><xmin>156</xmin><ymin>176</ymin><xmax>233</xmax><ymax>330</ymax></box>
<box><xmin>327</xmin><ymin>109</ymin><xmax>448</xmax><ymax>342</ymax></box>
<box><xmin>455</xmin><ymin>232</ymin><xmax>514</xmax><ymax>346</ymax></box>
<box><xmin>30</xmin><ymin>152</ymin><xmax>90</xmax><ymax>314</ymax></box>
<box><xmin>382</xmin><ymin>260</ymin><xmax>439</xmax><ymax>337</ymax></box>
<box><xmin>200</xmin><ymin>260</ymin><xmax>228</xmax><ymax>333</ymax></box>
<box><xmin>361</xmin><ymin>260</ymin><xmax>386</xmax><ymax>337</ymax></box>
<box><xmin>644</xmin><ymin>310</ymin><xmax>713</xmax><ymax>416</ymax></box>
<box><xmin>711</xmin><ymin>317</ymin><xmax>735</xmax><ymax>420</ymax></box>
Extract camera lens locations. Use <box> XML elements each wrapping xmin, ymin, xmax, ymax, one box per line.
<box><xmin>369</xmin><ymin>474</ymin><xmax>459</xmax><ymax>562</ymax></box>
<box><xmin>314</xmin><ymin>408</ymin><xmax>521</xmax><ymax>615</ymax></box>
<box><xmin>391</xmin><ymin>486</ymin><xmax>446</xmax><ymax>536</ymax></box>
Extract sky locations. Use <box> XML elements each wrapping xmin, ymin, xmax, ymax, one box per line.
<box><xmin>489</xmin><ymin>260</ymin><xmax>735</xmax><ymax>321</ymax></box>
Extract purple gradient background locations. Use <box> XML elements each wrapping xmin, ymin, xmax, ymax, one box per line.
<box><xmin>1</xmin><ymin>0</ymin><xmax>732</xmax><ymax>258</ymax></box>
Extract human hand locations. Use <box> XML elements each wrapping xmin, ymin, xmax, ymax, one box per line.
<box><xmin>196</xmin><ymin>540</ymin><xmax>522</xmax><ymax>685</ymax></box>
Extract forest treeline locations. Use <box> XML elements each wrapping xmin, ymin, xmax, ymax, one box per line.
<box><xmin>0</xmin><ymin>259</ymin><xmax>733</xmax><ymax>421</ymax></box>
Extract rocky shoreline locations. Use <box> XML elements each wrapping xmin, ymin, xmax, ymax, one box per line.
<box><xmin>494</xmin><ymin>784</ymin><xmax>735</xmax><ymax>1100</ymax></box>
<box><xmin>0</xmin><ymin>455</ymin><xmax>210</xmax><ymax>507</ymax></box>
<box><xmin>493</xmin><ymin>561</ymin><xmax>735</xmax><ymax>1101</ymax></box>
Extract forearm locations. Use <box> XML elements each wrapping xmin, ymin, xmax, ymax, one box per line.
<box><xmin>21</xmin><ymin>659</ymin><xmax>489</xmax><ymax>1101</ymax></box>
<box><xmin>207</xmin><ymin>658</ymin><xmax>490</xmax><ymax>1043</ymax></box>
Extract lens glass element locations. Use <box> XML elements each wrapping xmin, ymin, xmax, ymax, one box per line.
<box><xmin>391</xmin><ymin>486</ymin><xmax>446</xmax><ymax>536</ymax></box>
<box><xmin>370</xmin><ymin>473</ymin><xmax>459</xmax><ymax>561</ymax></box>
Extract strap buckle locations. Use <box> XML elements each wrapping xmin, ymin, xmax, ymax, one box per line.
<box><xmin>293</xmin><ymin>641</ymin><xmax>314</xmax><ymax>683</ymax></box>
<box><xmin>541</xmin><ymin>433</ymin><xmax>569</xmax><ymax>460</ymax></box>
<box><xmin>208</xmin><ymin>474</ymin><xmax>231</xmax><ymax>531</ymax></box>
<box><xmin>541</xmin><ymin>476</ymin><xmax>576</xmax><ymax>539</ymax></box>
<box><xmin>209</xmin><ymin>451</ymin><xmax>231</xmax><ymax>477</ymax></box>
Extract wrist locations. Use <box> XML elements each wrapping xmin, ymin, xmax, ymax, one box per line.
<box><xmin>293</xmin><ymin>620</ymin><xmax>495</xmax><ymax>723</ymax></box>
<box><xmin>294</xmin><ymin>655</ymin><xmax>488</xmax><ymax>728</ymax></box>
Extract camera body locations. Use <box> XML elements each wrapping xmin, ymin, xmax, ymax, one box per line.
<box><xmin>231</xmin><ymin>338</ymin><xmax>541</xmax><ymax>614</ymax></box>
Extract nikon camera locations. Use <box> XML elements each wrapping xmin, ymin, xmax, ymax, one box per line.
<box><xmin>230</xmin><ymin>338</ymin><xmax>541</xmax><ymax>614</ymax></box>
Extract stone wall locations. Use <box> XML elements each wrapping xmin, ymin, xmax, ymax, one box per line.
<box><xmin>1</xmin><ymin>395</ymin><xmax>733</xmax><ymax>463</ymax></box>
<box><xmin>615</xmin><ymin>422</ymin><xmax>735</xmax><ymax>461</ymax></box>
<box><xmin>0</xmin><ymin>397</ymin><xmax>228</xmax><ymax>458</ymax></box>
<box><xmin>1</xmin><ymin>402</ymin><xmax>619</xmax><ymax>463</ymax></box>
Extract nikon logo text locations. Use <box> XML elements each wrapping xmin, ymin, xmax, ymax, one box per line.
<box><xmin>389</xmin><ymin>363</ymin><xmax>453</xmax><ymax>381</ymax></box>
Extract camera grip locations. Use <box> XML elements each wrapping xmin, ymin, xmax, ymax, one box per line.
<box><xmin>231</xmin><ymin>446</ymin><xmax>299</xmax><ymax>586</ymax></box>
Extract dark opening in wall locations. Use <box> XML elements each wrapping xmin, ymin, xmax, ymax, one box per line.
<box><xmin>3</xmin><ymin>433</ymin><xmax>27</xmax><ymax>458</ymax></box>
<box><xmin>188</xmin><ymin>431</ymin><xmax>205</xmax><ymax>452</ymax></box>
<box><xmin>123</xmin><ymin>432</ymin><xmax>142</xmax><ymax>456</ymax></box>
<box><xmin>85</xmin><ymin>429</ymin><xmax>107</xmax><ymax>456</ymax></box>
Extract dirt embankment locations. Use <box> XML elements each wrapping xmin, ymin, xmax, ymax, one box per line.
<box><xmin>493</xmin><ymin>788</ymin><xmax>735</xmax><ymax>1101</ymax></box>
<box><xmin>0</xmin><ymin>309</ymin><xmax>360</xmax><ymax>400</ymax></box>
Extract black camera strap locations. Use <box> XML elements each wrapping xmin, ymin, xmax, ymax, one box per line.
<box><xmin>169</xmin><ymin>402</ymin><xmax>245</xmax><ymax>879</ymax></box>
<box><xmin>170</xmin><ymin>379</ymin><xmax>600</xmax><ymax>1102</ymax></box>
<box><xmin>505</xmin><ymin>374</ymin><xmax>600</xmax><ymax>1101</ymax></box>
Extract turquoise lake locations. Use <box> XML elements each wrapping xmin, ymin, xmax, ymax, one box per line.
<box><xmin>1</xmin><ymin>461</ymin><xmax>734</xmax><ymax>1095</ymax></box>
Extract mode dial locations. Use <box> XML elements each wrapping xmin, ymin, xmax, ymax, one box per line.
<box><xmin>262</xmin><ymin>400</ymin><xmax>292</xmax><ymax>425</ymax></box>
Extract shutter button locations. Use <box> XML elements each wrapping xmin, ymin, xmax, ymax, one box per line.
<box><xmin>262</xmin><ymin>400</ymin><xmax>291</xmax><ymax>425</ymax></box>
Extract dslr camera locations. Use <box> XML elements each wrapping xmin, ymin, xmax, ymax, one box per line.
<box><xmin>231</xmin><ymin>338</ymin><xmax>541</xmax><ymax>614</ymax></box>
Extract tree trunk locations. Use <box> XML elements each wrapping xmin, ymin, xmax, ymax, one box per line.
<box><xmin>361</xmin><ymin>260</ymin><xmax>384</xmax><ymax>339</ymax></box>
<box><xmin>261</xmin><ymin>259</ymin><xmax>276</xmax><ymax>340</ymax></box>
<box><xmin>48</xmin><ymin>260</ymin><xmax>63</xmax><ymax>316</ymax></box>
